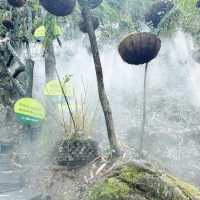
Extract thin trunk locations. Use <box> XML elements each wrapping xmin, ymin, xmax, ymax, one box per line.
<box><xmin>139</xmin><ymin>63</ymin><xmax>148</xmax><ymax>157</ymax></box>
<box><xmin>44</xmin><ymin>15</ymin><xmax>76</xmax><ymax>132</ymax></box>
<box><xmin>25</xmin><ymin>58</ymin><xmax>34</xmax><ymax>97</ymax></box>
<box><xmin>78</xmin><ymin>0</ymin><xmax>120</xmax><ymax>157</ymax></box>
<box><xmin>45</xmin><ymin>41</ymin><xmax>56</xmax><ymax>82</ymax></box>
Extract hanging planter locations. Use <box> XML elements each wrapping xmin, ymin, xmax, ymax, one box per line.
<box><xmin>78</xmin><ymin>0</ymin><xmax>102</xmax><ymax>9</ymax></box>
<box><xmin>79</xmin><ymin>16</ymin><xmax>99</xmax><ymax>33</ymax></box>
<box><xmin>145</xmin><ymin>0</ymin><xmax>174</xmax><ymax>28</ymax></box>
<box><xmin>196</xmin><ymin>0</ymin><xmax>200</xmax><ymax>8</ymax></box>
<box><xmin>7</xmin><ymin>0</ymin><xmax>26</xmax><ymax>7</ymax></box>
<box><xmin>39</xmin><ymin>0</ymin><xmax>76</xmax><ymax>16</ymax></box>
<box><xmin>2</xmin><ymin>19</ymin><xmax>14</xmax><ymax>30</ymax></box>
<box><xmin>192</xmin><ymin>49</ymin><xmax>200</xmax><ymax>64</ymax></box>
<box><xmin>89</xmin><ymin>0</ymin><xmax>103</xmax><ymax>9</ymax></box>
<box><xmin>118</xmin><ymin>32</ymin><xmax>161</xmax><ymax>157</ymax></box>
<box><xmin>55</xmin><ymin>138</ymin><xmax>98</xmax><ymax>169</ymax></box>
<box><xmin>118</xmin><ymin>32</ymin><xmax>161</xmax><ymax>65</ymax></box>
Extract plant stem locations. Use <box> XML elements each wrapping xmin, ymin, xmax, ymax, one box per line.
<box><xmin>54</xmin><ymin>66</ymin><xmax>77</xmax><ymax>132</ymax></box>
<box><xmin>139</xmin><ymin>62</ymin><xmax>148</xmax><ymax>158</ymax></box>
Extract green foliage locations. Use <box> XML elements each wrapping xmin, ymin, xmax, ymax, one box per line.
<box><xmin>94</xmin><ymin>0</ymin><xmax>136</xmax><ymax>43</ymax></box>
<box><xmin>119</xmin><ymin>165</ymin><xmax>145</xmax><ymax>183</ymax></box>
<box><xmin>174</xmin><ymin>0</ymin><xmax>200</xmax><ymax>37</ymax></box>
<box><xmin>89</xmin><ymin>177</ymin><xmax>130</xmax><ymax>200</ymax></box>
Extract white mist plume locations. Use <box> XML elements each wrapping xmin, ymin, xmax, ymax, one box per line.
<box><xmin>20</xmin><ymin>30</ymin><xmax>200</xmax><ymax>197</ymax></box>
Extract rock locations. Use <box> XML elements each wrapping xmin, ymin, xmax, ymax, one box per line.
<box><xmin>87</xmin><ymin>161</ymin><xmax>200</xmax><ymax>200</ymax></box>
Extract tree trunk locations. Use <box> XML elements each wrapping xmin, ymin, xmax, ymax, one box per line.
<box><xmin>78</xmin><ymin>0</ymin><xmax>120</xmax><ymax>157</ymax></box>
<box><xmin>44</xmin><ymin>41</ymin><xmax>56</xmax><ymax>82</ymax></box>
<box><xmin>25</xmin><ymin>58</ymin><xmax>34</xmax><ymax>97</ymax></box>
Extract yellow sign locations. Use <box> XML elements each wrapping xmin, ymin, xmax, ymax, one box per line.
<box><xmin>14</xmin><ymin>98</ymin><xmax>45</xmax><ymax>125</ymax></box>
<box><xmin>44</xmin><ymin>80</ymin><xmax>73</xmax><ymax>97</ymax></box>
<box><xmin>34</xmin><ymin>25</ymin><xmax>62</xmax><ymax>38</ymax></box>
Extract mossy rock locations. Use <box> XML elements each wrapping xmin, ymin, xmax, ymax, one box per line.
<box><xmin>88</xmin><ymin>161</ymin><xmax>200</xmax><ymax>200</ymax></box>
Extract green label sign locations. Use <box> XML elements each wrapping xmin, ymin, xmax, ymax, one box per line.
<box><xmin>14</xmin><ymin>98</ymin><xmax>45</xmax><ymax>125</ymax></box>
<box><xmin>44</xmin><ymin>80</ymin><xmax>73</xmax><ymax>97</ymax></box>
<box><xmin>34</xmin><ymin>25</ymin><xmax>62</xmax><ymax>39</ymax></box>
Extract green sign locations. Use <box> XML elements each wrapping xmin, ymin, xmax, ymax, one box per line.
<box><xmin>14</xmin><ymin>98</ymin><xmax>45</xmax><ymax>125</ymax></box>
<box><xmin>34</xmin><ymin>25</ymin><xmax>62</xmax><ymax>39</ymax></box>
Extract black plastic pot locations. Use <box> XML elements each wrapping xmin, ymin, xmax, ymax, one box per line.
<box><xmin>39</xmin><ymin>0</ymin><xmax>76</xmax><ymax>16</ymax></box>
<box><xmin>197</xmin><ymin>0</ymin><xmax>200</xmax><ymax>8</ymax></box>
<box><xmin>2</xmin><ymin>19</ymin><xmax>14</xmax><ymax>30</ymax></box>
<box><xmin>7</xmin><ymin>0</ymin><xmax>26</xmax><ymax>7</ymax></box>
<box><xmin>89</xmin><ymin>0</ymin><xmax>103</xmax><ymax>9</ymax></box>
<box><xmin>145</xmin><ymin>0</ymin><xmax>174</xmax><ymax>28</ymax></box>
<box><xmin>118</xmin><ymin>32</ymin><xmax>161</xmax><ymax>65</ymax></box>
<box><xmin>79</xmin><ymin>16</ymin><xmax>99</xmax><ymax>33</ymax></box>
<box><xmin>55</xmin><ymin>138</ymin><xmax>98</xmax><ymax>169</ymax></box>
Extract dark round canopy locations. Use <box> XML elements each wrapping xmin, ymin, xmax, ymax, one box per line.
<box><xmin>118</xmin><ymin>32</ymin><xmax>161</xmax><ymax>65</ymax></box>
<box><xmin>145</xmin><ymin>0</ymin><xmax>174</xmax><ymax>28</ymax></box>
<box><xmin>79</xmin><ymin>16</ymin><xmax>99</xmax><ymax>33</ymax></box>
<box><xmin>40</xmin><ymin>0</ymin><xmax>76</xmax><ymax>16</ymax></box>
<box><xmin>7</xmin><ymin>0</ymin><xmax>26</xmax><ymax>7</ymax></box>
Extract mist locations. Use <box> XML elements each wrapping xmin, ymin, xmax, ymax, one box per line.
<box><xmin>17</xmin><ymin>29</ymin><xmax>197</xmax><ymax>199</ymax></box>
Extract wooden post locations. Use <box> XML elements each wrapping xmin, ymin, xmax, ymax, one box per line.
<box><xmin>78</xmin><ymin>0</ymin><xmax>120</xmax><ymax>157</ymax></box>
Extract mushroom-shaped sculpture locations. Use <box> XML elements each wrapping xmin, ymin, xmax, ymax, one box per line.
<box><xmin>2</xmin><ymin>19</ymin><xmax>14</xmax><ymax>30</ymax></box>
<box><xmin>7</xmin><ymin>0</ymin><xmax>26</xmax><ymax>7</ymax></box>
<box><xmin>196</xmin><ymin>0</ymin><xmax>200</xmax><ymax>8</ymax></box>
<box><xmin>79</xmin><ymin>16</ymin><xmax>99</xmax><ymax>33</ymax></box>
<box><xmin>39</xmin><ymin>0</ymin><xmax>76</xmax><ymax>16</ymax></box>
<box><xmin>145</xmin><ymin>0</ymin><xmax>174</xmax><ymax>28</ymax></box>
<box><xmin>119</xmin><ymin>32</ymin><xmax>161</xmax><ymax>65</ymax></box>
<box><xmin>119</xmin><ymin>32</ymin><xmax>161</xmax><ymax>157</ymax></box>
<box><xmin>89</xmin><ymin>0</ymin><xmax>103</xmax><ymax>9</ymax></box>
<box><xmin>192</xmin><ymin>49</ymin><xmax>200</xmax><ymax>64</ymax></box>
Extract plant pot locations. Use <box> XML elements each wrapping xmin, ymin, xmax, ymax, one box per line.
<box><xmin>7</xmin><ymin>0</ymin><xmax>26</xmax><ymax>7</ymax></box>
<box><xmin>79</xmin><ymin>16</ymin><xmax>99</xmax><ymax>33</ymax></box>
<box><xmin>197</xmin><ymin>0</ymin><xmax>200</xmax><ymax>8</ymax></box>
<box><xmin>89</xmin><ymin>0</ymin><xmax>103</xmax><ymax>9</ymax></box>
<box><xmin>39</xmin><ymin>0</ymin><xmax>76</xmax><ymax>16</ymax></box>
<box><xmin>55</xmin><ymin>138</ymin><xmax>98</xmax><ymax>169</ymax></box>
<box><xmin>192</xmin><ymin>49</ymin><xmax>200</xmax><ymax>64</ymax></box>
<box><xmin>118</xmin><ymin>32</ymin><xmax>161</xmax><ymax>65</ymax></box>
<box><xmin>2</xmin><ymin>19</ymin><xmax>14</xmax><ymax>30</ymax></box>
<box><xmin>145</xmin><ymin>0</ymin><xmax>174</xmax><ymax>28</ymax></box>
